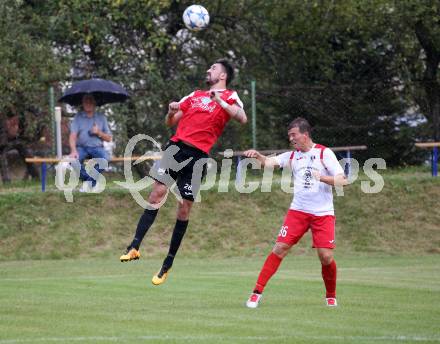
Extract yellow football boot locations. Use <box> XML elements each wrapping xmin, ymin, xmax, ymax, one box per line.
<box><xmin>119</xmin><ymin>248</ymin><xmax>140</xmax><ymax>262</ymax></box>
<box><xmin>152</xmin><ymin>267</ymin><xmax>170</xmax><ymax>285</ymax></box>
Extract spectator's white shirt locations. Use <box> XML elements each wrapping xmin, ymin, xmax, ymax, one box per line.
<box><xmin>276</xmin><ymin>144</ymin><xmax>344</xmax><ymax>216</ymax></box>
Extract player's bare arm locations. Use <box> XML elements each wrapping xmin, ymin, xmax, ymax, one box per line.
<box><xmin>165</xmin><ymin>102</ymin><xmax>183</xmax><ymax>127</ymax></box>
<box><xmin>210</xmin><ymin>91</ymin><xmax>247</xmax><ymax>124</ymax></box>
<box><xmin>312</xmin><ymin>171</ymin><xmax>348</xmax><ymax>186</ymax></box>
<box><xmin>243</xmin><ymin>149</ymin><xmax>279</xmax><ymax>168</ymax></box>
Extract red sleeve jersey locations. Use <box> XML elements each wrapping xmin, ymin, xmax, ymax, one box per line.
<box><xmin>170</xmin><ymin>89</ymin><xmax>243</xmax><ymax>154</ymax></box>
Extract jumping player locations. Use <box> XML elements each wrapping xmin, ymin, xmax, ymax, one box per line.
<box><xmin>120</xmin><ymin>59</ymin><xmax>247</xmax><ymax>285</ymax></box>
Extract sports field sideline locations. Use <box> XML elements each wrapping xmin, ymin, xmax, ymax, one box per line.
<box><xmin>1</xmin><ymin>255</ymin><xmax>439</xmax><ymax>344</ymax></box>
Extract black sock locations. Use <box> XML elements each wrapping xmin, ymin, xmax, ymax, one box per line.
<box><xmin>129</xmin><ymin>209</ymin><xmax>159</xmax><ymax>250</ymax></box>
<box><xmin>162</xmin><ymin>219</ymin><xmax>189</xmax><ymax>270</ymax></box>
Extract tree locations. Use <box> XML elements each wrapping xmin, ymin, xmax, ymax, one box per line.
<box><xmin>3</xmin><ymin>0</ymin><xmax>437</xmax><ymax>175</ymax></box>
<box><xmin>0</xmin><ymin>1</ymin><xmax>68</xmax><ymax>182</ymax></box>
<box><xmin>393</xmin><ymin>0</ymin><xmax>440</xmax><ymax>141</ymax></box>
<box><xmin>218</xmin><ymin>0</ymin><xmax>416</xmax><ymax>165</ymax></box>
<box><xmin>32</xmin><ymin>0</ymin><xmax>256</xmax><ymax>168</ymax></box>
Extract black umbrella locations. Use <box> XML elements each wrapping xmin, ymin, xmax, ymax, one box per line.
<box><xmin>58</xmin><ymin>78</ymin><xmax>130</xmax><ymax>106</ymax></box>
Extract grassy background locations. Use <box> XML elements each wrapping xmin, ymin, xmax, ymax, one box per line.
<box><xmin>0</xmin><ymin>168</ymin><xmax>439</xmax><ymax>260</ymax></box>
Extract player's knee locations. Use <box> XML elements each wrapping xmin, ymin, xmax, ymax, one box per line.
<box><xmin>318</xmin><ymin>251</ymin><xmax>333</xmax><ymax>265</ymax></box>
<box><xmin>148</xmin><ymin>193</ymin><xmax>164</xmax><ymax>205</ymax></box>
<box><xmin>177</xmin><ymin>201</ymin><xmax>192</xmax><ymax>220</ymax></box>
<box><xmin>177</xmin><ymin>209</ymin><xmax>190</xmax><ymax>220</ymax></box>
<box><xmin>148</xmin><ymin>184</ymin><xmax>167</xmax><ymax>205</ymax></box>
<box><xmin>272</xmin><ymin>243</ymin><xmax>290</xmax><ymax>258</ymax></box>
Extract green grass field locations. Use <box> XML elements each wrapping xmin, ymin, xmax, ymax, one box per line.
<box><xmin>1</xmin><ymin>255</ymin><xmax>439</xmax><ymax>344</ymax></box>
<box><xmin>1</xmin><ymin>168</ymin><xmax>440</xmax><ymax>343</ymax></box>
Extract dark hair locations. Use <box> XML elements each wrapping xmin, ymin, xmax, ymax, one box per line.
<box><xmin>216</xmin><ymin>58</ymin><xmax>234</xmax><ymax>85</ymax></box>
<box><xmin>82</xmin><ymin>94</ymin><xmax>96</xmax><ymax>103</ymax></box>
<box><xmin>288</xmin><ymin>117</ymin><xmax>312</xmax><ymax>136</ymax></box>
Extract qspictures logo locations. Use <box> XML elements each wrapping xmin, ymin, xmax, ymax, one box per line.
<box><xmin>55</xmin><ymin>134</ymin><xmax>386</xmax><ymax>207</ymax></box>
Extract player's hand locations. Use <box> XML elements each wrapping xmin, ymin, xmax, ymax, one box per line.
<box><xmin>243</xmin><ymin>149</ymin><xmax>261</xmax><ymax>158</ymax></box>
<box><xmin>210</xmin><ymin>90</ymin><xmax>223</xmax><ymax>103</ymax></box>
<box><xmin>168</xmin><ymin>102</ymin><xmax>180</xmax><ymax>116</ymax></box>
<box><xmin>312</xmin><ymin>170</ymin><xmax>321</xmax><ymax>181</ymax></box>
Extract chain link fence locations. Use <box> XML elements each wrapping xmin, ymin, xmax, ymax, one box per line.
<box><xmin>2</xmin><ymin>81</ymin><xmax>433</xmax><ymax>183</ymax></box>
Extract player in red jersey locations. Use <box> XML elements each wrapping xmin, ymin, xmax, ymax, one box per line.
<box><xmin>120</xmin><ymin>59</ymin><xmax>247</xmax><ymax>285</ymax></box>
<box><xmin>243</xmin><ymin>117</ymin><xmax>348</xmax><ymax>308</ymax></box>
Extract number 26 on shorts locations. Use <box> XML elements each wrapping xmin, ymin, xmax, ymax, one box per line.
<box><xmin>278</xmin><ymin>225</ymin><xmax>288</xmax><ymax>238</ymax></box>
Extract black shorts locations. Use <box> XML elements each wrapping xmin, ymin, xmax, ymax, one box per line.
<box><xmin>149</xmin><ymin>141</ymin><xmax>209</xmax><ymax>201</ymax></box>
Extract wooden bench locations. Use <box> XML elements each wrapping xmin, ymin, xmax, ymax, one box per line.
<box><xmin>25</xmin><ymin>156</ymin><xmax>162</xmax><ymax>192</ymax></box>
<box><xmin>27</xmin><ymin>145</ymin><xmax>368</xmax><ymax>191</ymax></box>
<box><xmin>219</xmin><ymin>145</ymin><xmax>367</xmax><ymax>178</ymax></box>
<box><xmin>415</xmin><ymin>142</ymin><xmax>440</xmax><ymax>177</ymax></box>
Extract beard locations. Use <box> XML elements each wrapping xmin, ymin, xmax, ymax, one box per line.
<box><xmin>205</xmin><ymin>75</ymin><xmax>219</xmax><ymax>86</ymax></box>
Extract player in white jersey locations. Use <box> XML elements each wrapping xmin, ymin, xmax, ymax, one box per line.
<box><xmin>243</xmin><ymin>117</ymin><xmax>348</xmax><ymax>308</ymax></box>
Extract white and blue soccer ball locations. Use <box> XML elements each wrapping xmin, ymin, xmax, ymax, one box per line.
<box><xmin>182</xmin><ymin>5</ymin><xmax>210</xmax><ymax>31</ymax></box>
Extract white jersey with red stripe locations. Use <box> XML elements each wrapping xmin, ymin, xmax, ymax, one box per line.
<box><xmin>275</xmin><ymin>144</ymin><xmax>344</xmax><ymax>216</ymax></box>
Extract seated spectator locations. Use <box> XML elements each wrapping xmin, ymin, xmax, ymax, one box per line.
<box><xmin>69</xmin><ymin>95</ymin><xmax>112</xmax><ymax>190</ymax></box>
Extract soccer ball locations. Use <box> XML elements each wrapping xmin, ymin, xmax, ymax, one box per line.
<box><xmin>182</xmin><ymin>5</ymin><xmax>210</xmax><ymax>31</ymax></box>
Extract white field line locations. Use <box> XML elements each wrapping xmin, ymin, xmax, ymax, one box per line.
<box><xmin>0</xmin><ymin>334</ymin><xmax>439</xmax><ymax>343</ymax></box>
<box><xmin>2</xmin><ymin>270</ymin><xmax>439</xmax><ymax>292</ymax></box>
<box><xmin>2</xmin><ymin>270</ymin><xmax>438</xmax><ymax>282</ymax></box>
<box><xmin>0</xmin><ymin>274</ymin><xmax>135</xmax><ymax>282</ymax></box>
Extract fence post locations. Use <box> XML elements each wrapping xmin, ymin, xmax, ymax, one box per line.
<box><xmin>251</xmin><ymin>80</ymin><xmax>256</xmax><ymax>149</ymax></box>
<box><xmin>41</xmin><ymin>162</ymin><xmax>47</xmax><ymax>192</ymax></box>
<box><xmin>345</xmin><ymin>150</ymin><xmax>351</xmax><ymax>176</ymax></box>
<box><xmin>55</xmin><ymin>107</ymin><xmax>62</xmax><ymax>159</ymax></box>
<box><xmin>49</xmin><ymin>86</ymin><xmax>56</xmax><ymax>156</ymax></box>
<box><xmin>236</xmin><ymin>156</ymin><xmax>242</xmax><ymax>182</ymax></box>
